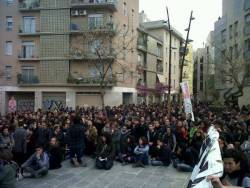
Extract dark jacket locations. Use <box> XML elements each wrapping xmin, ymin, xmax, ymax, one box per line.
<box><xmin>13</xmin><ymin>127</ymin><xmax>27</xmax><ymax>153</ymax></box>
<box><xmin>155</xmin><ymin>144</ymin><xmax>171</xmax><ymax>166</ymax></box>
<box><xmin>35</xmin><ymin>128</ymin><xmax>50</xmax><ymax>149</ymax></box>
<box><xmin>67</xmin><ymin>124</ymin><xmax>85</xmax><ymax>149</ymax></box>
<box><xmin>0</xmin><ymin>160</ymin><xmax>17</xmax><ymax>188</ymax></box>
<box><xmin>96</xmin><ymin>143</ymin><xmax>115</xmax><ymax>160</ymax></box>
<box><xmin>48</xmin><ymin>145</ymin><xmax>63</xmax><ymax>170</ymax></box>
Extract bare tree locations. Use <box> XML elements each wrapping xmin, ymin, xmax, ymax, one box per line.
<box><xmin>213</xmin><ymin>42</ymin><xmax>250</xmax><ymax>105</ymax></box>
<box><xmin>69</xmin><ymin>21</ymin><xmax>136</xmax><ymax>107</ymax></box>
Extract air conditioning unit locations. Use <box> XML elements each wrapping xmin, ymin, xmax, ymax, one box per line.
<box><xmin>79</xmin><ymin>10</ymin><xmax>87</xmax><ymax>16</ymax></box>
<box><xmin>71</xmin><ymin>10</ymin><xmax>79</xmax><ymax>16</ymax></box>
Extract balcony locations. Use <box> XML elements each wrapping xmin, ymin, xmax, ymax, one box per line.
<box><xmin>19</xmin><ymin>0</ymin><xmax>40</xmax><ymax>11</ymax></box>
<box><xmin>67</xmin><ymin>74</ymin><xmax>116</xmax><ymax>86</ymax></box>
<box><xmin>18</xmin><ymin>49</ymin><xmax>39</xmax><ymax>61</ymax></box>
<box><xmin>70</xmin><ymin>49</ymin><xmax>114</xmax><ymax>61</ymax></box>
<box><xmin>17</xmin><ymin>74</ymin><xmax>39</xmax><ymax>85</ymax></box>
<box><xmin>70</xmin><ymin>0</ymin><xmax>117</xmax><ymax>11</ymax></box>
<box><xmin>69</xmin><ymin>22</ymin><xmax>115</xmax><ymax>35</ymax></box>
<box><xmin>18</xmin><ymin>25</ymin><xmax>40</xmax><ymax>36</ymax></box>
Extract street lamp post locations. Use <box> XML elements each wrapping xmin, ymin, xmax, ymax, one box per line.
<box><xmin>166</xmin><ymin>6</ymin><xmax>172</xmax><ymax>117</ymax></box>
<box><xmin>179</xmin><ymin>11</ymin><xmax>195</xmax><ymax>108</ymax></box>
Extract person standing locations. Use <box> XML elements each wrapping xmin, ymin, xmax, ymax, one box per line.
<box><xmin>67</xmin><ymin>115</ymin><xmax>86</xmax><ymax>167</ymax></box>
<box><xmin>13</xmin><ymin>121</ymin><xmax>27</xmax><ymax>166</ymax></box>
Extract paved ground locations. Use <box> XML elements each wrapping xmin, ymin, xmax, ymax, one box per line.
<box><xmin>16</xmin><ymin>158</ymin><xmax>190</xmax><ymax>188</ymax></box>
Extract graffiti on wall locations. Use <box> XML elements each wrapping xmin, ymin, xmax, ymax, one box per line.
<box><xmin>17</xmin><ymin>100</ymin><xmax>34</xmax><ymax>112</ymax></box>
<box><xmin>42</xmin><ymin>99</ymin><xmax>65</xmax><ymax>111</ymax></box>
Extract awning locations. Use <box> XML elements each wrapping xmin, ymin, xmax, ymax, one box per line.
<box><xmin>157</xmin><ymin>74</ymin><xmax>166</xmax><ymax>84</ymax></box>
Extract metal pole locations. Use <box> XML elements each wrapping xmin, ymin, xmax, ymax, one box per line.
<box><xmin>179</xmin><ymin>11</ymin><xmax>194</xmax><ymax>107</ymax></box>
<box><xmin>166</xmin><ymin>7</ymin><xmax>172</xmax><ymax>117</ymax></box>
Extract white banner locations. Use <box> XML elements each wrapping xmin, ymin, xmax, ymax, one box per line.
<box><xmin>180</xmin><ymin>81</ymin><xmax>194</xmax><ymax>121</ymax></box>
<box><xmin>187</xmin><ymin>126</ymin><xmax>224</xmax><ymax>188</ymax></box>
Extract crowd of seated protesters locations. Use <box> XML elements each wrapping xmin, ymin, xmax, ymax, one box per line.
<box><xmin>0</xmin><ymin>102</ymin><xmax>249</xmax><ymax>188</ymax></box>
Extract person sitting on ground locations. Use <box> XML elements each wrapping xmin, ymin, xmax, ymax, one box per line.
<box><xmin>0</xmin><ymin>148</ymin><xmax>17</xmax><ymax>188</ymax></box>
<box><xmin>120</xmin><ymin>135</ymin><xmax>136</xmax><ymax>165</ymax></box>
<box><xmin>48</xmin><ymin>137</ymin><xmax>63</xmax><ymax>170</ymax></box>
<box><xmin>21</xmin><ymin>145</ymin><xmax>49</xmax><ymax>178</ymax></box>
<box><xmin>172</xmin><ymin>143</ymin><xmax>197</xmax><ymax>172</ymax></box>
<box><xmin>95</xmin><ymin>133</ymin><xmax>115</xmax><ymax>170</ymax></box>
<box><xmin>208</xmin><ymin>149</ymin><xmax>250</xmax><ymax>188</ymax></box>
<box><xmin>151</xmin><ymin>139</ymin><xmax>171</xmax><ymax>166</ymax></box>
<box><xmin>133</xmin><ymin>136</ymin><xmax>149</xmax><ymax>168</ymax></box>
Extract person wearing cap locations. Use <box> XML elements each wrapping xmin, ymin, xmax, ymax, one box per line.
<box><xmin>21</xmin><ymin>145</ymin><xmax>49</xmax><ymax>178</ymax></box>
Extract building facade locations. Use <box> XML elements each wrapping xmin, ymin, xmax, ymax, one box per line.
<box><xmin>193</xmin><ymin>48</ymin><xmax>206</xmax><ymax>102</ymax></box>
<box><xmin>214</xmin><ymin>0</ymin><xmax>250</xmax><ymax>106</ymax></box>
<box><xmin>136</xmin><ymin>28</ymin><xmax>164</xmax><ymax>104</ymax></box>
<box><xmin>0</xmin><ymin>0</ymin><xmax>139</xmax><ymax>114</ymax></box>
<box><xmin>140</xmin><ymin>20</ymin><xmax>184</xmax><ymax>101</ymax></box>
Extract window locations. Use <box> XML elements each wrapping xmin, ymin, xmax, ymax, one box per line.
<box><xmin>23</xmin><ymin>17</ymin><xmax>36</xmax><ymax>33</ymax></box>
<box><xmin>221</xmin><ymin>29</ymin><xmax>226</xmax><ymax>43</ymax></box>
<box><xmin>5</xmin><ymin>41</ymin><xmax>13</xmax><ymax>55</ymax></box>
<box><xmin>21</xmin><ymin>42</ymin><xmax>35</xmax><ymax>58</ymax></box>
<box><xmin>229</xmin><ymin>25</ymin><xmax>233</xmax><ymax>39</ymax></box>
<box><xmin>157</xmin><ymin>43</ymin><xmax>162</xmax><ymax>57</ymax></box>
<box><xmin>156</xmin><ymin>60</ymin><xmax>163</xmax><ymax>73</ymax></box>
<box><xmin>88</xmin><ymin>14</ymin><xmax>104</xmax><ymax>30</ymax></box>
<box><xmin>200</xmin><ymin>82</ymin><xmax>203</xmax><ymax>91</ymax></box>
<box><xmin>21</xmin><ymin>66</ymin><xmax>35</xmax><ymax>81</ymax></box>
<box><xmin>123</xmin><ymin>2</ymin><xmax>128</xmax><ymax>16</ymax></box>
<box><xmin>5</xmin><ymin>0</ymin><xmax>13</xmax><ymax>6</ymax></box>
<box><xmin>234</xmin><ymin>44</ymin><xmax>239</xmax><ymax>57</ymax></box>
<box><xmin>5</xmin><ymin>66</ymin><xmax>12</xmax><ymax>80</ymax></box>
<box><xmin>229</xmin><ymin>46</ymin><xmax>233</xmax><ymax>59</ymax></box>
<box><xmin>137</xmin><ymin>54</ymin><xmax>142</xmax><ymax>65</ymax></box>
<box><xmin>6</xmin><ymin>16</ymin><xmax>13</xmax><ymax>31</ymax></box>
<box><xmin>246</xmin><ymin>13</ymin><xmax>250</xmax><ymax>23</ymax></box>
<box><xmin>234</xmin><ymin>21</ymin><xmax>238</xmax><ymax>37</ymax></box>
<box><xmin>245</xmin><ymin>39</ymin><xmax>250</xmax><ymax>51</ymax></box>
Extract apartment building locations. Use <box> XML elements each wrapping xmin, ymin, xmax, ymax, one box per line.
<box><xmin>0</xmin><ymin>0</ymin><xmax>139</xmax><ymax>114</ymax></box>
<box><xmin>214</xmin><ymin>0</ymin><xmax>250</xmax><ymax>106</ymax></box>
<box><xmin>136</xmin><ymin>28</ymin><xmax>164</xmax><ymax>104</ymax></box>
<box><xmin>193</xmin><ymin>31</ymin><xmax>215</xmax><ymax>103</ymax></box>
<box><xmin>141</xmin><ymin>20</ymin><xmax>184</xmax><ymax>101</ymax></box>
<box><xmin>193</xmin><ymin>48</ymin><xmax>207</xmax><ymax>102</ymax></box>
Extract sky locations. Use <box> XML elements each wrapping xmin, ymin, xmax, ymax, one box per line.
<box><xmin>139</xmin><ymin>0</ymin><xmax>222</xmax><ymax>50</ymax></box>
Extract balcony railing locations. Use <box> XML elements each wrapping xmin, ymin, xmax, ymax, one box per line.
<box><xmin>18</xmin><ymin>49</ymin><xmax>39</xmax><ymax>61</ymax></box>
<box><xmin>70</xmin><ymin>0</ymin><xmax>117</xmax><ymax>11</ymax></box>
<box><xmin>19</xmin><ymin>0</ymin><xmax>40</xmax><ymax>11</ymax></box>
<box><xmin>17</xmin><ymin>74</ymin><xmax>39</xmax><ymax>85</ymax></box>
<box><xmin>18</xmin><ymin>25</ymin><xmax>40</xmax><ymax>36</ymax></box>
<box><xmin>67</xmin><ymin>74</ymin><xmax>116</xmax><ymax>86</ymax></box>
<box><xmin>70</xmin><ymin>22</ymin><xmax>115</xmax><ymax>34</ymax></box>
<box><xmin>70</xmin><ymin>48</ymin><xmax>114</xmax><ymax>60</ymax></box>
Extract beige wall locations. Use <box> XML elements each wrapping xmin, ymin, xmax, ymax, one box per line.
<box><xmin>76</xmin><ymin>94</ymin><xmax>102</xmax><ymax>107</ymax></box>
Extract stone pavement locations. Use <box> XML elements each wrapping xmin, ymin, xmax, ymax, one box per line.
<box><xmin>16</xmin><ymin>158</ymin><xmax>190</xmax><ymax>188</ymax></box>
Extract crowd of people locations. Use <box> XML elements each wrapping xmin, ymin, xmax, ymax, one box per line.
<box><xmin>0</xmin><ymin>102</ymin><xmax>250</xmax><ymax>188</ymax></box>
